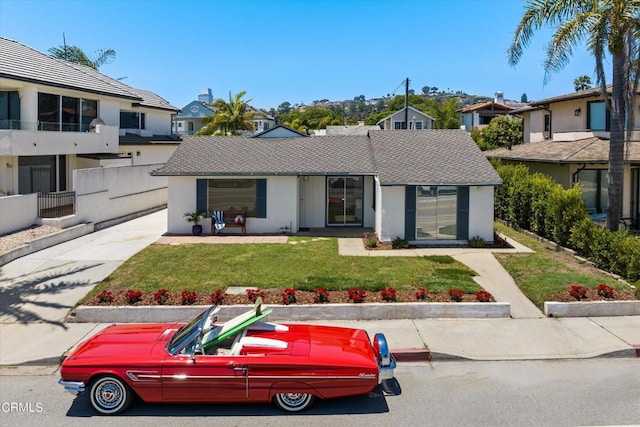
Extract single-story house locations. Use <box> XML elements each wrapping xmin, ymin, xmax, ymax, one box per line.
<box><xmin>152</xmin><ymin>129</ymin><xmax>502</xmax><ymax>244</ymax></box>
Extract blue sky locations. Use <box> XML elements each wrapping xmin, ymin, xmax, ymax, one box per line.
<box><xmin>0</xmin><ymin>0</ymin><xmax>604</xmax><ymax>110</ymax></box>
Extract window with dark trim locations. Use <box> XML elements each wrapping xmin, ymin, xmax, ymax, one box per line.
<box><xmin>207</xmin><ymin>179</ymin><xmax>258</xmax><ymax>216</ymax></box>
<box><xmin>587</xmin><ymin>100</ymin><xmax>610</xmax><ymax>131</ymax></box>
<box><xmin>120</xmin><ymin>111</ymin><xmax>146</xmax><ymax>129</ymax></box>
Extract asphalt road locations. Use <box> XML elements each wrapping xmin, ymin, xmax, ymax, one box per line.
<box><xmin>1</xmin><ymin>359</ymin><xmax>639</xmax><ymax>427</ymax></box>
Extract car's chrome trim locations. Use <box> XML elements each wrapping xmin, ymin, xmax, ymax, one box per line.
<box><xmin>126</xmin><ymin>370</ymin><xmax>161</xmax><ymax>382</ymax></box>
<box><xmin>58</xmin><ymin>379</ymin><xmax>85</xmax><ymax>394</ymax></box>
<box><xmin>162</xmin><ymin>374</ymin><xmax>376</xmax><ymax>381</ymax></box>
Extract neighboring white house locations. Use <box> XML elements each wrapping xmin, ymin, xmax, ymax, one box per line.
<box><xmin>172</xmin><ymin>100</ymin><xmax>216</xmax><ymax>136</ymax></box>
<box><xmin>376</xmin><ymin>106</ymin><xmax>436</xmax><ymax>130</ymax></box>
<box><xmin>485</xmin><ymin>86</ymin><xmax>640</xmax><ymax>229</ymax></box>
<box><xmin>0</xmin><ymin>37</ymin><xmax>179</xmax><ymax>235</ymax></box>
<box><xmin>0</xmin><ymin>37</ymin><xmax>180</xmax><ymax>197</ymax></box>
<box><xmin>152</xmin><ymin>130</ymin><xmax>502</xmax><ymax>244</ymax></box>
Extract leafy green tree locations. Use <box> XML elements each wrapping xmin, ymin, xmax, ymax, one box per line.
<box><xmin>277</xmin><ymin>102</ymin><xmax>292</xmax><ymax>114</ymax></box>
<box><xmin>573</xmin><ymin>75</ymin><xmax>592</xmax><ymax>91</ymax></box>
<box><xmin>48</xmin><ymin>45</ymin><xmax>115</xmax><ymax>70</ymax></box>
<box><xmin>422</xmin><ymin>85</ymin><xmax>430</xmax><ymax>95</ymax></box>
<box><xmin>477</xmin><ymin>116</ymin><xmax>523</xmax><ymax>150</ymax></box>
<box><xmin>507</xmin><ymin>0</ymin><xmax>640</xmax><ymax>231</ymax></box>
<box><xmin>197</xmin><ymin>91</ymin><xmax>254</xmax><ymax>135</ymax></box>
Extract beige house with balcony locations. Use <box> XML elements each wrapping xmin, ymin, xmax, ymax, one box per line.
<box><xmin>485</xmin><ymin>87</ymin><xmax>640</xmax><ymax>230</ymax></box>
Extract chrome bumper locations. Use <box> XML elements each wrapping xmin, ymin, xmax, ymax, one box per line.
<box><xmin>378</xmin><ymin>354</ymin><xmax>397</xmax><ymax>382</ymax></box>
<box><xmin>58</xmin><ymin>379</ymin><xmax>85</xmax><ymax>394</ymax></box>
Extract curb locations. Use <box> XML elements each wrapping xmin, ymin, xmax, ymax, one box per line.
<box><xmin>545</xmin><ymin>301</ymin><xmax>640</xmax><ymax>317</ymax></box>
<box><xmin>71</xmin><ymin>302</ymin><xmax>512</xmax><ymax>323</ymax></box>
<box><xmin>392</xmin><ymin>348</ymin><xmax>431</xmax><ymax>362</ymax></box>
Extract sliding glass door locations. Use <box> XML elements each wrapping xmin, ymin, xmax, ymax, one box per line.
<box><xmin>327</xmin><ymin>176</ymin><xmax>363</xmax><ymax>226</ymax></box>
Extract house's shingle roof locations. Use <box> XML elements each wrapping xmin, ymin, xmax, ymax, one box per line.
<box><xmin>0</xmin><ymin>37</ymin><xmax>178</xmax><ymax>111</ymax></box>
<box><xmin>369</xmin><ymin>130</ymin><xmax>502</xmax><ymax>185</ymax></box>
<box><xmin>153</xmin><ymin>130</ymin><xmax>502</xmax><ymax>186</ymax></box>
<box><xmin>155</xmin><ymin>136</ymin><xmax>376</xmax><ymax>176</ymax></box>
<box><xmin>485</xmin><ymin>137</ymin><xmax>640</xmax><ymax>163</ymax></box>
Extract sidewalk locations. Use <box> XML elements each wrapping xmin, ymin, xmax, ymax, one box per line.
<box><xmin>1</xmin><ymin>209</ymin><xmax>638</xmax><ymax>366</ymax></box>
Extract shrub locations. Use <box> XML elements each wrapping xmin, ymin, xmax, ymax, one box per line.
<box><xmin>568</xmin><ymin>285</ymin><xmax>587</xmax><ymax>300</ymax></box>
<box><xmin>476</xmin><ymin>290</ymin><xmax>492</xmax><ymax>302</ymax></box>
<box><xmin>181</xmin><ymin>290</ymin><xmax>197</xmax><ymax>305</ymax></box>
<box><xmin>313</xmin><ymin>288</ymin><xmax>330</xmax><ymax>303</ymax></box>
<box><xmin>97</xmin><ymin>290</ymin><xmax>113</xmax><ymax>304</ymax></box>
<box><xmin>546</xmin><ymin>184</ymin><xmax>587</xmax><ymax>246</ymax></box>
<box><xmin>635</xmin><ymin>282</ymin><xmax>640</xmax><ymax>300</ymax></box>
<box><xmin>596</xmin><ymin>284</ymin><xmax>614</xmax><ymax>299</ymax></box>
<box><xmin>363</xmin><ymin>232</ymin><xmax>379</xmax><ymax>249</ymax></box>
<box><xmin>415</xmin><ymin>288</ymin><xmax>430</xmax><ymax>301</ymax></box>
<box><xmin>210</xmin><ymin>289</ymin><xmax>226</xmax><ymax>305</ymax></box>
<box><xmin>469</xmin><ymin>236</ymin><xmax>486</xmax><ymax>248</ymax></box>
<box><xmin>392</xmin><ymin>237</ymin><xmax>410</xmax><ymax>249</ymax></box>
<box><xmin>154</xmin><ymin>288</ymin><xmax>169</xmax><ymax>305</ymax></box>
<box><xmin>125</xmin><ymin>289</ymin><xmax>142</xmax><ymax>304</ymax></box>
<box><xmin>246</xmin><ymin>289</ymin><xmax>264</xmax><ymax>303</ymax></box>
<box><xmin>380</xmin><ymin>287</ymin><xmax>397</xmax><ymax>302</ymax></box>
<box><xmin>281</xmin><ymin>288</ymin><xmax>296</xmax><ymax>305</ymax></box>
<box><xmin>348</xmin><ymin>287</ymin><xmax>366</xmax><ymax>303</ymax></box>
<box><xmin>448</xmin><ymin>289</ymin><xmax>464</xmax><ymax>302</ymax></box>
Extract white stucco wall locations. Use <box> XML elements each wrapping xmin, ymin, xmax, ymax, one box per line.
<box><xmin>74</xmin><ymin>164</ymin><xmax>167</xmax><ymax>225</ymax></box>
<box><xmin>468</xmin><ymin>186</ymin><xmax>495</xmax><ymax>242</ymax></box>
<box><xmin>0</xmin><ymin>193</ymin><xmax>38</xmax><ymax>234</ymax></box>
<box><xmin>166</xmin><ymin>176</ymin><xmax>299</xmax><ymax>235</ymax></box>
<box><xmin>378</xmin><ymin>185</ymin><xmax>405</xmax><ymax>242</ymax></box>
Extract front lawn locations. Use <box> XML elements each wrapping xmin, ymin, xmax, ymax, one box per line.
<box><xmin>85</xmin><ymin>237</ymin><xmax>480</xmax><ymax>303</ymax></box>
<box><xmin>494</xmin><ymin>223</ymin><xmax>635</xmax><ymax>308</ymax></box>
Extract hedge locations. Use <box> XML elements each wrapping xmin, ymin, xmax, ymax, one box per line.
<box><xmin>495</xmin><ymin>163</ymin><xmax>639</xmax><ymax>282</ymax></box>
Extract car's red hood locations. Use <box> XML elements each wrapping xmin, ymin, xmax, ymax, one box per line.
<box><xmin>64</xmin><ymin>323</ymin><xmax>177</xmax><ymax>364</ymax></box>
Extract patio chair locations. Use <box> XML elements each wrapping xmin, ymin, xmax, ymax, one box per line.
<box><xmin>212</xmin><ymin>210</ymin><xmax>226</xmax><ymax>235</ymax></box>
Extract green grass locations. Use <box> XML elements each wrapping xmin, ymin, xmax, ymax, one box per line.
<box><xmin>90</xmin><ymin>237</ymin><xmax>481</xmax><ymax>300</ymax></box>
<box><xmin>495</xmin><ymin>223</ymin><xmax>629</xmax><ymax>308</ymax></box>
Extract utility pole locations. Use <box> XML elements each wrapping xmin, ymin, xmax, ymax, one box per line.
<box><xmin>404</xmin><ymin>77</ymin><xmax>409</xmax><ymax>129</ymax></box>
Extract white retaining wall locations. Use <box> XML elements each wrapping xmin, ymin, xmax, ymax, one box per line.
<box><xmin>0</xmin><ymin>193</ymin><xmax>38</xmax><ymax>234</ymax></box>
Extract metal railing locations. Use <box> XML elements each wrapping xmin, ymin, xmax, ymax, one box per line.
<box><xmin>0</xmin><ymin>120</ymin><xmax>91</xmax><ymax>132</ymax></box>
<box><xmin>38</xmin><ymin>191</ymin><xmax>76</xmax><ymax>218</ymax></box>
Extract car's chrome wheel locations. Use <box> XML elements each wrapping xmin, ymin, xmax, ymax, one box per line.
<box><xmin>89</xmin><ymin>376</ymin><xmax>132</xmax><ymax>415</ymax></box>
<box><xmin>274</xmin><ymin>392</ymin><xmax>315</xmax><ymax>412</ymax></box>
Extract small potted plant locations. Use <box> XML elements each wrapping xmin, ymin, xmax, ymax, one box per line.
<box><xmin>184</xmin><ymin>211</ymin><xmax>205</xmax><ymax>236</ymax></box>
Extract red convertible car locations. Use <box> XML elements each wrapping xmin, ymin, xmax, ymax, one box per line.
<box><xmin>59</xmin><ymin>299</ymin><xmax>396</xmax><ymax>414</ymax></box>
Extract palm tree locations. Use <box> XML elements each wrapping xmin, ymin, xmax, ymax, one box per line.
<box><xmin>573</xmin><ymin>75</ymin><xmax>592</xmax><ymax>91</ymax></box>
<box><xmin>508</xmin><ymin>0</ymin><xmax>640</xmax><ymax>231</ymax></box>
<box><xmin>198</xmin><ymin>91</ymin><xmax>254</xmax><ymax>135</ymax></box>
<box><xmin>48</xmin><ymin>45</ymin><xmax>115</xmax><ymax>70</ymax></box>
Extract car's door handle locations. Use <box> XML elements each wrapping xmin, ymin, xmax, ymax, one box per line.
<box><xmin>233</xmin><ymin>366</ymin><xmax>247</xmax><ymax>373</ymax></box>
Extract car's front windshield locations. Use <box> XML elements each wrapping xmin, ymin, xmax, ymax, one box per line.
<box><xmin>167</xmin><ymin>309</ymin><xmax>209</xmax><ymax>354</ymax></box>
